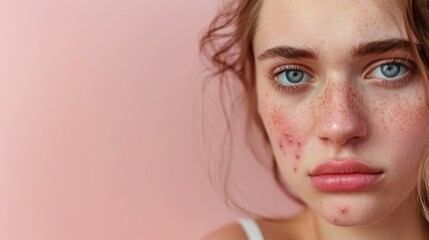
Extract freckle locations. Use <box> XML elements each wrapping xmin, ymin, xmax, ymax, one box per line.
<box><xmin>297</xmin><ymin>140</ymin><xmax>302</xmax><ymax>147</ymax></box>
<box><xmin>279</xmin><ymin>144</ymin><xmax>283</xmax><ymax>149</ymax></box>
<box><xmin>264</xmin><ymin>100</ymin><xmax>269</xmax><ymax>107</ymax></box>
<box><xmin>293</xmin><ymin>166</ymin><xmax>297</xmax><ymax>172</ymax></box>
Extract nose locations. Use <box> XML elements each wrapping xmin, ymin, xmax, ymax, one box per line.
<box><xmin>315</xmin><ymin>83</ymin><xmax>368</xmax><ymax>147</ymax></box>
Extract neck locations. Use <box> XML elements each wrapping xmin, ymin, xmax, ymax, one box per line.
<box><xmin>306</xmin><ymin>194</ymin><xmax>429</xmax><ymax>240</ymax></box>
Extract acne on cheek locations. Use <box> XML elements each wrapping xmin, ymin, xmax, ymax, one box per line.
<box><xmin>265</xmin><ymin>103</ymin><xmax>304</xmax><ymax>173</ymax></box>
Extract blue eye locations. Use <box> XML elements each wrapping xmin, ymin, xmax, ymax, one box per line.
<box><xmin>277</xmin><ymin>69</ymin><xmax>311</xmax><ymax>85</ymax></box>
<box><xmin>370</xmin><ymin>63</ymin><xmax>409</xmax><ymax>79</ymax></box>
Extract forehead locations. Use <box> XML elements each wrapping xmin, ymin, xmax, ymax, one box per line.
<box><xmin>253</xmin><ymin>0</ymin><xmax>406</xmax><ymax>54</ymax></box>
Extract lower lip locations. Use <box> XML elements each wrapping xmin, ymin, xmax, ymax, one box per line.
<box><xmin>309</xmin><ymin>173</ymin><xmax>383</xmax><ymax>192</ymax></box>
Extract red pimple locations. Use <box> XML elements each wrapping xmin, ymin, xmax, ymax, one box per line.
<box><xmin>295</xmin><ymin>153</ymin><xmax>301</xmax><ymax>160</ymax></box>
<box><xmin>340</xmin><ymin>207</ymin><xmax>348</xmax><ymax>215</ymax></box>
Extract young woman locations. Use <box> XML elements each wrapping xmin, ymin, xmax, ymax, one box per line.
<box><xmin>200</xmin><ymin>0</ymin><xmax>429</xmax><ymax>239</ymax></box>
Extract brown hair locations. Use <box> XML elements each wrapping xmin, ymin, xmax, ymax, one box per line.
<box><xmin>200</xmin><ymin>0</ymin><xmax>429</xmax><ymax>219</ymax></box>
<box><xmin>403</xmin><ymin>0</ymin><xmax>429</xmax><ymax>221</ymax></box>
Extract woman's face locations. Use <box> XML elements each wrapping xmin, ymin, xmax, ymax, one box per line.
<box><xmin>254</xmin><ymin>0</ymin><xmax>429</xmax><ymax>226</ymax></box>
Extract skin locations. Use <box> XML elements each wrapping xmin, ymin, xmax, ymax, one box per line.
<box><xmin>204</xmin><ymin>0</ymin><xmax>429</xmax><ymax>239</ymax></box>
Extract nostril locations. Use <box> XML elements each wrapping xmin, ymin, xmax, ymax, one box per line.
<box><xmin>318</xmin><ymin>133</ymin><xmax>364</xmax><ymax>146</ymax></box>
<box><xmin>348</xmin><ymin>135</ymin><xmax>365</xmax><ymax>145</ymax></box>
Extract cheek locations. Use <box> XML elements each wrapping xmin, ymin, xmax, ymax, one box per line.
<box><xmin>374</xmin><ymin>91</ymin><xmax>429</xmax><ymax>148</ymax></box>
<box><xmin>377</xmin><ymin>92</ymin><xmax>428</xmax><ymax>133</ymax></box>
<box><xmin>371</xmin><ymin>90</ymin><xmax>429</xmax><ymax>183</ymax></box>
<box><xmin>259</xmin><ymin>97</ymin><xmax>309</xmax><ymax>173</ymax></box>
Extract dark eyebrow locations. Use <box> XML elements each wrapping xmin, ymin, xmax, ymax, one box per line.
<box><xmin>257</xmin><ymin>39</ymin><xmax>421</xmax><ymax>62</ymax></box>
<box><xmin>350</xmin><ymin>39</ymin><xmax>420</xmax><ymax>58</ymax></box>
<box><xmin>257</xmin><ymin>46</ymin><xmax>318</xmax><ymax>61</ymax></box>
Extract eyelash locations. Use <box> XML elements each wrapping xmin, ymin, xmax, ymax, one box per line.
<box><xmin>266</xmin><ymin>58</ymin><xmax>418</xmax><ymax>94</ymax></box>
<box><xmin>267</xmin><ymin>64</ymin><xmax>312</xmax><ymax>94</ymax></box>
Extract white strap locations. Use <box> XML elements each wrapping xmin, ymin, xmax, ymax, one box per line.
<box><xmin>238</xmin><ymin>218</ymin><xmax>265</xmax><ymax>240</ymax></box>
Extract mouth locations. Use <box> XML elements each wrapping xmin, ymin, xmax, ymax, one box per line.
<box><xmin>308</xmin><ymin>159</ymin><xmax>384</xmax><ymax>192</ymax></box>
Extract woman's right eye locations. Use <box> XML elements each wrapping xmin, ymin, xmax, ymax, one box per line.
<box><xmin>274</xmin><ymin>66</ymin><xmax>311</xmax><ymax>86</ymax></box>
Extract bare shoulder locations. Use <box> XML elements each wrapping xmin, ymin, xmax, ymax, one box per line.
<box><xmin>201</xmin><ymin>222</ymin><xmax>247</xmax><ymax>240</ymax></box>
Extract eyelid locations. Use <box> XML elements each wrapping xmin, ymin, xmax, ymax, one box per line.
<box><xmin>270</xmin><ymin>64</ymin><xmax>312</xmax><ymax>76</ymax></box>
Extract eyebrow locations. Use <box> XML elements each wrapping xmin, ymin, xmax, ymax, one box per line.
<box><xmin>350</xmin><ymin>39</ymin><xmax>419</xmax><ymax>58</ymax></box>
<box><xmin>257</xmin><ymin>39</ymin><xmax>420</xmax><ymax>61</ymax></box>
<box><xmin>257</xmin><ymin>46</ymin><xmax>317</xmax><ymax>61</ymax></box>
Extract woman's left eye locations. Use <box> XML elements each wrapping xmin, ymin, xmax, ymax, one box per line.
<box><xmin>367</xmin><ymin>62</ymin><xmax>409</xmax><ymax>80</ymax></box>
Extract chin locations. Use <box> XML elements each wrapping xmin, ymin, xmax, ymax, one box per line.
<box><xmin>313</xmin><ymin>194</ymin><xmax>397</xmax><ymax>227</ymax></box>
<box><xmin>324</xmin><ymin>215</ymin><xmax>373</xmax><ymax>227</ymax></box>
<box><xmin>320</xmin><ymin>208</ymin><xmax>387</xmax><ymax>227</ymax></box>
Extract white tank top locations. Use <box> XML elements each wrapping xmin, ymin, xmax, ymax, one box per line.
<box><xmin>238</xmin><ymin>218</ymin><xmax>265</xmax><ymax>240</ymax></box>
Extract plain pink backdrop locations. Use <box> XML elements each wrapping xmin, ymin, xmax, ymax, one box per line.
<box><xmin>0</xmin><ymin>0</ymin><xmax>300</xmax><ymax>239</ymax></box>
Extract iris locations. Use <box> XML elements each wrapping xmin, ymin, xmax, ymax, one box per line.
<box><xmin>380</xmin><ymin>64</ymin><xmax>400</xmax><ymax>78</ymax></box>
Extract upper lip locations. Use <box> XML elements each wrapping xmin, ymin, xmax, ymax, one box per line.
<box><xmin>309</xmin><ymin>159</ymin><xmax>383</xmax><ymax>176</ymax></box>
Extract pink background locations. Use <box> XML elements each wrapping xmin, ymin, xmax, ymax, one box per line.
<box><xmin>0</xmin><ymin>0</ymin><xmax>300</xmax><ymax>239</ymax></box>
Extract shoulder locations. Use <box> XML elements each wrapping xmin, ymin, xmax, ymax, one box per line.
<box><xmin>201</xmin><ymin>218</ymin><xmax>295</xmax><ymax>240</ymax></box>
<box><xmin>202</xmin><ymin>209</ymin><xmax>313</xmax><ymax>240</ymax></box>
<box><xmin>201</xmin><ymin>222</ymin><xmax>248</xmax><ymax>240</ymax></box>
<box><xmin>257</xmin><ymin>209</ymin><xmax>316</xmax><ymax>240</ymax></box>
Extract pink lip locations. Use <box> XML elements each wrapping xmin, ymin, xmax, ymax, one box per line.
<box><xmin>309</xmin><ymin>159</ymin><xmax>384</xmax><ymax>192</ymax></box>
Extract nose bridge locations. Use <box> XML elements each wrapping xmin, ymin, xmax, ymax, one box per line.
<box><xmin>316</xmin><ymin>80</ymin><xmax>367</xmax><ymax>146</ymax></box>
<box><xmin>323</xmin><ymin>82</ymin><xmax>358</xmax><ymax>117</ymax></box>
